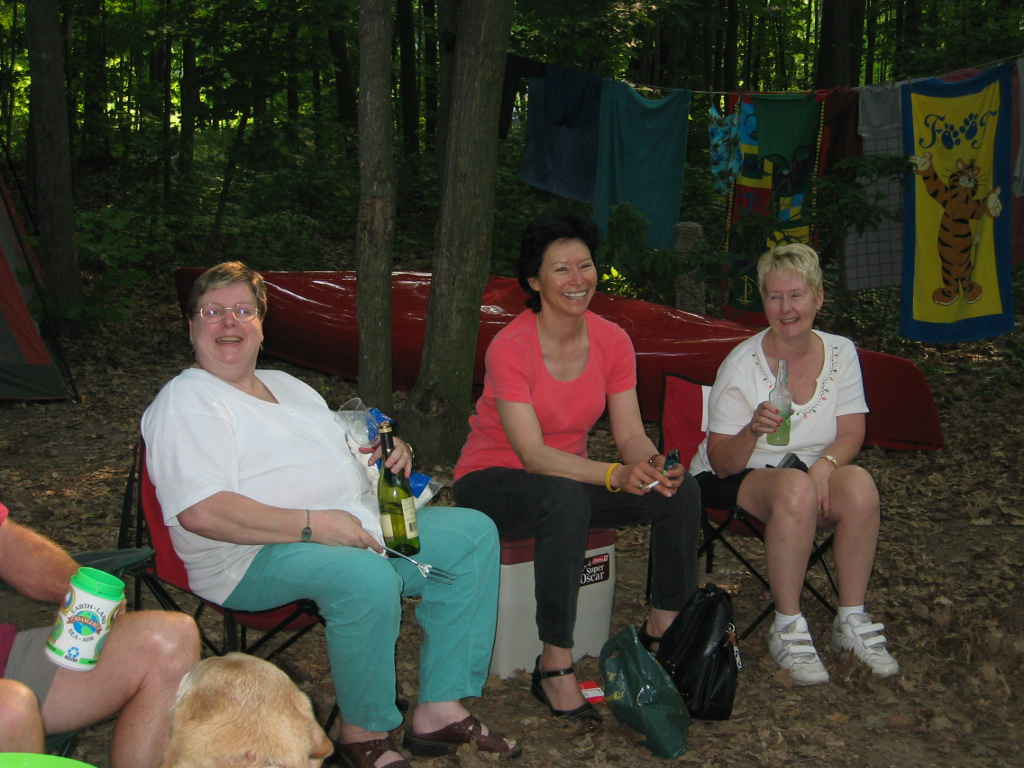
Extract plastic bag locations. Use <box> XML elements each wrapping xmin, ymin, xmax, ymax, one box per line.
<box><xmin>599</xmin><ymin>625</ymin><xmax>690</xmax><ymax>759</ymax></box>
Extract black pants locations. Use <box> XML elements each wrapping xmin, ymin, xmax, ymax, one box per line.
<box><xmin>453</xmin><ymin>468</ymin><xmax>701</xmax><ymax>648</ymax></box>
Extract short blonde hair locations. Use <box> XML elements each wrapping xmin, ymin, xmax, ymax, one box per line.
<box><xmin>186</xmin><ymin>261</ymin><xmax>268</xmax><ymax>318</ymax></box>
<box><xmin>757</xmin><ymin>243</ymin><xmax>823</xmax><ymax>296</ymax></box>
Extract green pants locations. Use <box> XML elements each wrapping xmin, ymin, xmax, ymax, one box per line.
<box><xmin>224</xmin><ymin>506</ymin><xmax>499</xmax><ymax>732</ymax></box>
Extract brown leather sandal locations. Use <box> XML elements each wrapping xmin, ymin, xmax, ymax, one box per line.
<box><xmin>403</xmin><ymin>714</ymin><xmax>522</xmax><ymax>758</ymax></box>
<box><xmin>334</xmin><ymin>737</ymin><xmax>411</xmax><ymax>768</ymax></box>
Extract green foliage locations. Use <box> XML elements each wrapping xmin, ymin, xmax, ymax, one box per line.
<box><xmin>597</xmin><ymin>202</ymin><xmax>677</xmax><ymax>305</ymax></box>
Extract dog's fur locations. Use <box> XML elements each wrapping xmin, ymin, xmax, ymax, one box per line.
<box><xmin>159</xmin><ymin>653</ymin><xmax>333</xmax><ymax>768</ymax></box>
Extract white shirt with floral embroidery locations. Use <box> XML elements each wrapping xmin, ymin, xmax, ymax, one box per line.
<box><xmin>689</xmin><ymin>328</ymin><xmax>868</xmax><ymax>474</ymax></box>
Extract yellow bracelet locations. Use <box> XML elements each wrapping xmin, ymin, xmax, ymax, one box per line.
<box><xmin>605</xmin><ymin>462</ymin><xmax>622</xmax><ymax>493</ymax></box>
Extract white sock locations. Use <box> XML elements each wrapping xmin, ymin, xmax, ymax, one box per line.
<box><xmin>773</xmin><ymin>611</ymin><xmax>802</xmax><ymax>631</ymax></box>
<box><xmin>837</xmin><ymin>605</ymin><xmax>865</xmax><ymax>622</ymax></box>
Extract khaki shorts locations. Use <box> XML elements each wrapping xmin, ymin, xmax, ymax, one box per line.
<box><xmin>5</xmin><ymin>626</ymin><xmax>59</xmax><ymax>708</ymax></box>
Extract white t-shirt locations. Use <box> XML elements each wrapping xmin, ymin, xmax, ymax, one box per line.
<box><xmin>141</xmin><ymin>368</ymin><xmax>382</xmax><ymax>603</ymax></box>
<box><xmin>689</xmin><ymin>329</ymin><xmax>868</xmax><ymax>474</ymax></box>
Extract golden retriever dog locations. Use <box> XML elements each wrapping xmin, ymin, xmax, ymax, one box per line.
<box><xmin>159</xmin><ymin>652</ymin><xmax>333</xmax><ymax>768</ymax></box>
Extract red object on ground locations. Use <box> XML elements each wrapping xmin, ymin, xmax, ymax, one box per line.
<box><xmin>174</xmin><ymin>269</ymin><xmax>943</xmax><ymax>451</ymax></box>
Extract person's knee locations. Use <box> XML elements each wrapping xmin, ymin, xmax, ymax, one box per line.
<box><xmin>0</xmin><ymin>679</ymin><xmax>43</xmax><ymax>740</ymax></box>
<box><xmin>320</xmin><ymin>556</ymin><xmax>402</xmax><ymax>620</ymax></box>
<box><xmin>773</xmin><ymin>470</ymin><xmax>818</xmax><ymax>515</ymax></box>
<box><xmin>128</xmin><ymin>612</ymin><xmax>200</xmax><ymax>677</ymax></box>
<box><xmin>441</xmin><ymin>506</ymin><xmax>498</xmax><ymax>540</ymax></box>
<box><xmin>537</xmin><ymin>476</ymin><xmax>589</xmax><ymax>523</ymax></box>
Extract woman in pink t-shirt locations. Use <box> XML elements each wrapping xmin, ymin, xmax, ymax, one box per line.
<box><xmin>454</xmin><ymin>214</ymin><xmax>700</xmax><ymax>726</ymax></box>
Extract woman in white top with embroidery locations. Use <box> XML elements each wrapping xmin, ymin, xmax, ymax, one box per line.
<box><xmin>690</xmin><ymin>243</ymin><xmax>898</xmax><ymax>687</ymax></box>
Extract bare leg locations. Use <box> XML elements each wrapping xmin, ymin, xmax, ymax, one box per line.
<box><xmin>0</xmin><ymin>679</ymin><xmax>46</xmax><ymax>753</ymax></box>
<box><xmin>737</xmin><ymin>468</ymin><xmax>818</xmax><ymax>616</ymax></box>
<box><xmin>537</xmin><ymin>643</ymin><xmax>585</xmax><ymax>712</ymax></box>
<box><xmin>337</xmin><ymin>721</ymin><xmax>405</xmax><ymax>768</ymax></box>
<box><xmin>824</xmin><ymin>465</ymin><xmax>881</xmax><ymax>607</ymax></box>
<box><xmin>41</xmin><ymin>611</ymin><xmax>199</xmax><ymax>768</ymax></box>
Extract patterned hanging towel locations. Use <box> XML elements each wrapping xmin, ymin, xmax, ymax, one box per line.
<box><xmin>900</xmin><ymin>63</ymin><xmax>1014</xmax><ymax>342</ymax></box>
<box><xmin>708</xmin><ymin>104</ymin><xmax>741</xmax><ymax>196</ymax></box>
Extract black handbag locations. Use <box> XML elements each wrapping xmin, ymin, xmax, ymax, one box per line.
<box><xmin>655</xmin><ymin>583</ymin><xmax>743</xmax><ymax>720</ymax></box>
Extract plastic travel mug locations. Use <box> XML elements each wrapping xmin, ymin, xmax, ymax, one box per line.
<box><xmin>45</xmin><ymin>567</ymin><xmax>125</xmax><ymax>671</ymax></box>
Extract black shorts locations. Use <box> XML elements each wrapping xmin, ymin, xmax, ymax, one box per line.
<box><xmin>696</xmin><ymin>453</ymin><xmax>809</xmax><ymax>509</ymax></box>
<box><xmin>694</xmin><ymin>469</ymin><xmax>756</xmax><ymax>509</ymax></box>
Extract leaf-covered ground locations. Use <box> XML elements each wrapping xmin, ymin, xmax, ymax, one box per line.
<box><xmin>1</xmin><ymin>277</ymin><xmax>1020</xmax><ymax>767</ymax></box>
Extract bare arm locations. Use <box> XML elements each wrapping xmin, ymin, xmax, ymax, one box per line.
<box><xmin>177</xmin><ymin>491</ymin><xmax>381</xmax><ymax>551</ymax></box>
<box><xmin>706</xmin><ymin>397</ymin><xmax>787</xmax><ymax>477</ymax></box>
<box><xmin>497</xmin><ymin>388</ymin><xmax>677</xmax><ymax>495</ymax></box>
<box><xmin>0</xmin><ymin>520</ymin><xmax>78</xmax><ymax>603</ymax></box>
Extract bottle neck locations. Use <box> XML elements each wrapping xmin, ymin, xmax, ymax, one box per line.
<box><xmin>776</xmin><ymin>359</ymin><xmax>788</xmax><ymax>385</ymax></box>
<box><xmin>379</xmin><ymin>425</ymin><xmax>395</xmax><ymax>459</ymax></box>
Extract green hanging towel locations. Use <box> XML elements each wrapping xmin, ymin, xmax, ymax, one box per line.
<box><xmin>594</xmin><ymin>81</ymin><xmax>691</xmax><ymax>251</ymax></box>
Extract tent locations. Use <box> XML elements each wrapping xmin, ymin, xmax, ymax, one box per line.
<box><xmin>0</xmin><ymin>174</ymin><xmax>73</xmax><ymax>401</ymax></box>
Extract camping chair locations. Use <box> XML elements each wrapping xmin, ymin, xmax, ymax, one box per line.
<box><xmin>660</xmin><ymin>373</ymin><xmax>838</xmax><ymax>640</ymax></box>
<box><xmin>1</xmin><ymin>546</ymin><xmax>153</xmax><ymax>757</ymax></box>
<box><xmin>117</xmin><ymin>441</ymin><xmax>326</xmax><ymax>661</ymax></box>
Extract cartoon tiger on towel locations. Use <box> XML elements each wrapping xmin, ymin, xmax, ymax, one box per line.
<box><xmin>912</xmin><ymin>152</ymin><xmax>1002</xmax><ymax>306</ymax></box>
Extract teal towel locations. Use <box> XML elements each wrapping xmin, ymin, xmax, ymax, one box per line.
<box><xmin>594</xmin><ymin>81</ymin><xmax>691</xmax><ymax>250</ymax></box>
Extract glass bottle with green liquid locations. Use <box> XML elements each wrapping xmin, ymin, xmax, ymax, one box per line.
<box><xmin>767</xmin><ymin>358</ymin><xmax>791</xmax><ymax>446</ymax></box>
<box><xmin>377</xmin><ymin>421</ymin><xmax>421</xmax><ymax>556</ymax></box>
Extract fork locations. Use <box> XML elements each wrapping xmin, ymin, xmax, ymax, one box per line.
<box><xmin>382</xmin><ymin>546</ymin><xmax>456</xmax><ymax>585</ymax></box>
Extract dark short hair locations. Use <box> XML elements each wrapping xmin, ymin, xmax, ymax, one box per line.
<box><xmin>517</xmin><ymin>213</ymin><xmax>599</xmax><ymax>312</ymax></box>
<box><xmin>186</xmin><ymin>261</ymin><xmax>268</xmax><ymax>319</ymax></box>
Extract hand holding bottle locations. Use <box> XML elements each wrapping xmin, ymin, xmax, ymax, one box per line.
<box><xmin>360</xmin><ymin>437</ymin><xmax>413</xmax><ymax>477</ymax></box>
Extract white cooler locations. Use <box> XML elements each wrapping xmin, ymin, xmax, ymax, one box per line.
<box><xmin>489</xmin><ymin>529</ymin><xmax>616</xmax><ymax>678</ymax></box>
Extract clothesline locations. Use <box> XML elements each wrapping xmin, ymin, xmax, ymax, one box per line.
<box><xmin>622</xmin><ymin>50</ymin><xmax>1024</xmax><ymax>97</ymax></box>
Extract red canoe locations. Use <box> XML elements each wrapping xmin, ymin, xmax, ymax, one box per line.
<box><xmin>175</xmin><ymin>269</ymin><xmax>943</xmax><ymax>452</ymax></box>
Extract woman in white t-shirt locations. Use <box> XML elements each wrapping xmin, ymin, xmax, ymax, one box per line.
<box><xmin>690</xmin><ymin>243</ymin><xmax>898</xmax><ymax>687</ymax></box>
<box><xmin>142</xmin><ymin>262</ymin><xmax>520</xmax><ymax>768</ymax></box>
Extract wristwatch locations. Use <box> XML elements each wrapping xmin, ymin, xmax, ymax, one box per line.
<box><xmin>822</xmin><ymin>455</ymin><xmax>839</xmax><ymax>469</ymax></box>
<box><xmin>301</xmin><ymin>509</ymin><xmax>313</xmax><ymax>542</ymax></box>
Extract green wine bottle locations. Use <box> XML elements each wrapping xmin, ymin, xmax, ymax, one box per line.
<box><xmin>377</xmin><ymin>421</ymin><xmax>420</xmax><ymax>556</ymax></box>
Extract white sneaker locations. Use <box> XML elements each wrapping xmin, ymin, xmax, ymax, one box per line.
<box><xmin>768</xmin><ymin>617</ymin><xmax>830</xmax><ymax>686</ymax></box>
<box><xmin>831</xmin><ymin>612</ymin><xmax>900</xmax><ymax>677</ymax></box>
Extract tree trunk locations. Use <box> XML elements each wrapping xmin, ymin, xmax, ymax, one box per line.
<box><xmin>25</xmin><ymin>0</ymin><xmax>83</xmax><ymax>321</ymax></box>
<box><xmin>864</xmin><ymin>0</ymin><xmax>876</xmax><ymax>85</ymax></box>
<box><xmin>422</xmin><ymin>0</ymin><xmax>438</xmax><ymax>149</ymax></box>
<box><xmin>328</xmin><ymin>13</ymin><xmax>358</xmax><ymax>124</ymax></box>
<box><xmin>724</xmin><ymin>0</ymin><xmax>737</xmax><ymax>92</ymax></box>
<box><xmin>815</xmin><ymin>0</ymin><xmax>865</xmax><ymax>88</ymax></box>
<box><xmin>178</xmin><ymin>0</ymin><xmax>198</xmax><ymax>178</ymax></box>
<box><xmin>397</xmin><ymin>0</ymin><xmax>419</xmax><ymax>155</ymax></box>
<box><xmin>354</xmin><ymin>0</ymin><xmax>396</xmax><ymax>412</ymax></box>
<box><xmin>434</xmin><ymin>0</ymin><xmax>460</xmax><ymax>180</ymax></box>
<box><xmin>79</xmin><ymin>0</ymin><xmax>113</xmax><ymax>171</ymax></box>
<box><xmin>286</xmin><ymin>1</ymin><xmax>299</xmax><ymax>123</ymax></box>
<box><xmin>398</xmin><ymin>0</ymin><xmax>514</xmax><ymax>465</ymax></box>
<box><xmin>161</xmin><ymin>0</ymin><xmax>172</xmax><ymax>200</ymax></box>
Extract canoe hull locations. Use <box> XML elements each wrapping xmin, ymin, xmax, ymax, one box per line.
<box><xmin>175</xmin><ymin>269</ymin><xmax>943</xmax><ymax>451</ymax></box>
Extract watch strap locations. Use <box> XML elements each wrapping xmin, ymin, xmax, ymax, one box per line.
<box><xmin>301</xmin><ymin>509</ymin><xmax>312</xmax><ymax>542</ymax></box>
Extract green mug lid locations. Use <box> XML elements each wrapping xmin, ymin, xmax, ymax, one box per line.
<box><xmin>71</xmin><ymin>566</ymin><xmax>125</xmax><ymax>601</ymax></box>
<box><xmin>0</xmin><ymin>754</ymin><xmax>97</xmax><ymax>767</ymax></box>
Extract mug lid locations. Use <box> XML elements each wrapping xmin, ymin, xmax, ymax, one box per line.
<box><xmin>71</xmin><ymin>567</ymin><xmax>125</xmax><ymax>600</ymax></box>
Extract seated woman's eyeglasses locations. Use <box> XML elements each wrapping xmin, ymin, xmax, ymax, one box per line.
<box><xmin>196</xmin><ymin>303</ymin><xmax>261</xmax><ymax>323</ymax></box>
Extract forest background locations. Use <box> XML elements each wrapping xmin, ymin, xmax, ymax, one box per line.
<box><xmin>5</xmin><ymin>0</ymin><xmax>1022</xmax><ymax>461</ymax></box>
<box><xmin>2</xmin><ymin>3</ymin><xmax>1023</xmax><ymax>766</ymax></box>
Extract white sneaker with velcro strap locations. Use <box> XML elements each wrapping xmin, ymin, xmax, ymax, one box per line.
<box><xmin>831</xmin><ymin>612</ymin><xmax>900</xmax><ymax>677</ymax></box>
<box><xmin>768</xmin><ymin>617</ymin><xmax>830</xmax><ymax>686</ymax></box>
